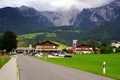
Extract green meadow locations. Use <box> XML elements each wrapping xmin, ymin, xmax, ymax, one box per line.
<box><xmin>38</xmin><ymin>53</ymin><xmax>120</xmax><ymax>80</ymax></box>
<box><xmin>18</xmin><ymin>32</ymin><xmax>45</xmax><ymax>39</ymax></box>
<box><xmin>0</xmin><ymin>55</ymin><xmax>10</xmax><ymax>68</ymax></box>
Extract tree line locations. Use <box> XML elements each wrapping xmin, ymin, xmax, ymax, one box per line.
<box><xmin>86</xmin><ymin>39</ymin><xmax>120</xmax><ymax>54</ymax></box>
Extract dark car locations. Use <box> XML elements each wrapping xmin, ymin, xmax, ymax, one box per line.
<box><xmin>32</xmin><ymin>53</ymin><xmax>37</xmax><ymax>56</ymax></box>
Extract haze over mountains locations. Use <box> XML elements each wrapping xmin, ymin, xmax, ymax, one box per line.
<box><xmin>0</xmin><ymin>0</ymin><xmax>120</xmax><ymax>43</ymax></box>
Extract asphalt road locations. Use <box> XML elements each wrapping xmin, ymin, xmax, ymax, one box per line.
<box><xmin>17</xmin><ymin>54</ymin><xmax>114</xmax><ymax>80</ymax></box>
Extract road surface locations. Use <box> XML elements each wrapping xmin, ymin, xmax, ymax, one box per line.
<box><xmin>17</xmin><ymin>54</ymin><xmax>114</xmax><ymax>80</ymax></box>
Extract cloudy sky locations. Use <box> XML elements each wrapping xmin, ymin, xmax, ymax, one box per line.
<box><xmin>0</xmin><ymin>0</ymin><xmax>114</xmax><ymax>11</ymax></box>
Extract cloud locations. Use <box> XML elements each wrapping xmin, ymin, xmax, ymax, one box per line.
<box><xmin>0</xmin><ymin>0</ymin><xmax>114</xmax><ymax>11</ymax></box>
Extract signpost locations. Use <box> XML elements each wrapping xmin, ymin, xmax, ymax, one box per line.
<box><xmin>103</xmin><ymin>61</ymin><xmax>106</xmax><ymax>74</ymax></box>
<box><xmin>73</xmin><ymin>40</ymin><xmax>77</xmax><ymax>53</ymax></box>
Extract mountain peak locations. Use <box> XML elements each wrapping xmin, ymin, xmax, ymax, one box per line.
<box><xmin>114</xmin><ymin>0</ymin><xmax>120</xmax><ymax>6</ymax></box>
<box><xmin>19</xmin><ymin>6</ymin><xmax>35</xmax><ymax>11</ymax></box>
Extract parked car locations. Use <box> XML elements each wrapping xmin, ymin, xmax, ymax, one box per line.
<box><xmin>59</xmin><ymin>52</ymin><xmax>66</xmax><ymax>57</ymax></box>
<box><xmin>32</xmin><ymin>53</ymin><xmax>37</xmax><ymax>56</ymax></box>
<box><xmin>51</xmin><ymin>52</ymin><xmax>59</xmax><ymax>56</ymax></box>
<box><xmin>64</xmin><ymin>54</ymin><xmax>72</xmax><ymax>58</ymax></box>
<box><xmin>59</xmin><ymin>52</ymin><xmax>72</xmax><ymax>58</ymax></box>
<box><xmin>35</xmin><ymin>54</ymin><xmax>40</xmax><ymax>57</ymax></box>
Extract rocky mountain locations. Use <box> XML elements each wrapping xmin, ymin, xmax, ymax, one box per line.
<box><xmin>0</xmin><ymin>0</ymin><xmax>120</xmax><ymax>34</ymax></box>
<box><xmin>74</xmin><ymin>0</ymin><xmax>120</xmax><ymax>29</ymax></box>
<box><xmin>40</xmin><ymin>0</ymin><xmax>120</xmax><ymax>28</ymax></box>
<box><xmin>0</xmin><ymin>6</ymin><xmax>54</xmax><ymax>34</ymax></box>
<box><xmin>40</xmin><ymin>7</ymin><xmax>80</xmax><ymax>26</ymax></box>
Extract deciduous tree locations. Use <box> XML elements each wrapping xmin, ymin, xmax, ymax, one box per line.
<box><xmin>2</xmin><ymin>31</ymin><xmax>17</xmax><ymax>52</ymax></box>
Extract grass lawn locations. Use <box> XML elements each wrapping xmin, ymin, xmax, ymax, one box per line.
<box><xmin>37</xmin><ymin>53</ymin><xmax>120</xmax><ymax>80</ymax></box>
<box><xmin>0</xmin><ymin>55</ymin><xmax>10</xmax><ymax>68</ymax></box>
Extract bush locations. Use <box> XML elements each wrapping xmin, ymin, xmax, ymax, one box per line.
<box><xmin>100</xmin><ymin>46</ymin><xmax>113</xmax><ymax>54</ymax></box>
<box><xmin>115</xmin><ymin>48</ymin><xmax>120</xmax><ymax>53</ymax></box>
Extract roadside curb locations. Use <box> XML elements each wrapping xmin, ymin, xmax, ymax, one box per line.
<box><xmin>16</xmin><ymin>55</ymin><xmax>20</xmax><ymax>80</ymax></box>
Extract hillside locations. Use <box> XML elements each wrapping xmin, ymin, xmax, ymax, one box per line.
<box><xmin>80</xmin><ymin>17</ymin><xmax>120</xmax><ymax>41</ymax></box>
<box><xmin>17</xmin><ymin>26</ymin><xmax>82</xmax><ymax>46</ymax></box>
<box><xmin>18</xmin><ymin>18</ymin><xmax>120</xmax><ymax>46</ymax></box>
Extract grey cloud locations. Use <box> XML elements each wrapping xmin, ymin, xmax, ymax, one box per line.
<box><xmin>0</xmin><ymin>0</ymin><xmax>115</xmax><ymax>11</ymax></box>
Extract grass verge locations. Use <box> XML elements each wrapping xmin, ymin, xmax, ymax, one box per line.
<box><xmin>36</xmin><ymin>53</ymin><xmax>120</xmax><ymax>80</ymax></box>
<box><xmin>0</xmin><ymin>55</ymin><xmax>10</xmax><ymax>68</ymax></box>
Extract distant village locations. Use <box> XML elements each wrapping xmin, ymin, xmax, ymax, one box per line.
<box><xmin>14</xmin><ymin>40</ymin><xmax>120</xmax><ymax>57</ymax></box>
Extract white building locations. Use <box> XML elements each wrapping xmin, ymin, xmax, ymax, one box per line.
<box><xmin>76</xmin><ymin>44</ymin><xmax>94</xmax><ymax>54</ymax></box>
<box><xmin>111</xmin><ymin>42</ymin><xmax>120</xmax><ymax>48</ymax></box>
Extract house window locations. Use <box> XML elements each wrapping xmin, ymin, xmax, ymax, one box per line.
<box><xmin>53</xmin><ymin>46</ymin><xmax>55</xmax><ymax>48</ymax></box>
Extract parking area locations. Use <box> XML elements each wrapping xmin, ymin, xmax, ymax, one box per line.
<box><xmin>27</xmin><ymin>51</ymin><xmax>73</xmax><ymax>58</ymax></box>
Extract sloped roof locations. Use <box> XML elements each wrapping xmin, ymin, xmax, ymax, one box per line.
<box><xmin>77</xmin><ymin>44</ymin><xmax>92</xmax><ymax>48</ymax></box>
<box><xmin>38</xmin><ymin>41</ymin><xmax>58</xmax><ymax>46</ymax></box>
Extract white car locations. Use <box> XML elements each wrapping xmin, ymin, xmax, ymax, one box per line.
<box><xmin>51</xmin><ymin>53</ymin><xmax>59</xmax><ymax>56</ymax></box>
<box><xmin>35</xmin><ymin>54</ymin><xmax>40</xmax><ymax>57</ymax></box>
<box><xmin>59</xmin><ymin>52</ymin><xmax>66</xmax><ymax>57</ymax></box>
<box><xmin>59</xmin><ymin>52</ymin><xmax>72</xmax><ymax>58</ymax></box>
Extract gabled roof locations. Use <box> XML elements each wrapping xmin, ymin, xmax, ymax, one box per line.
<box><xmin>77</xmin><ymin>44</ymin><xmax>92</xmax><ymax>48</ymax></box>
<box><xmin>38</xmin><ymin>41</ymin><xmax>58</xmax><ymax>46</ymax></box>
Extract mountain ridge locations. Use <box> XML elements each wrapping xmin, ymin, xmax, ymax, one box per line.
<box><xmin>0</xmin><ymin>0</ymin><xmax>120</xmax><ymax>43</ymax></box>
<box><xmin>0</xmin><ymin>0</ymin><xmax>119</xmax><ymax>33</ymax></box>
<box><xmin>0</xmin><ymin>6</ymin><xmax>54</xmax><ymax>34</ymax></box>
<box><xmin>74</xmin><ymin>0</ymin><xmax>120</xmax><ymax>29</ymax></box>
